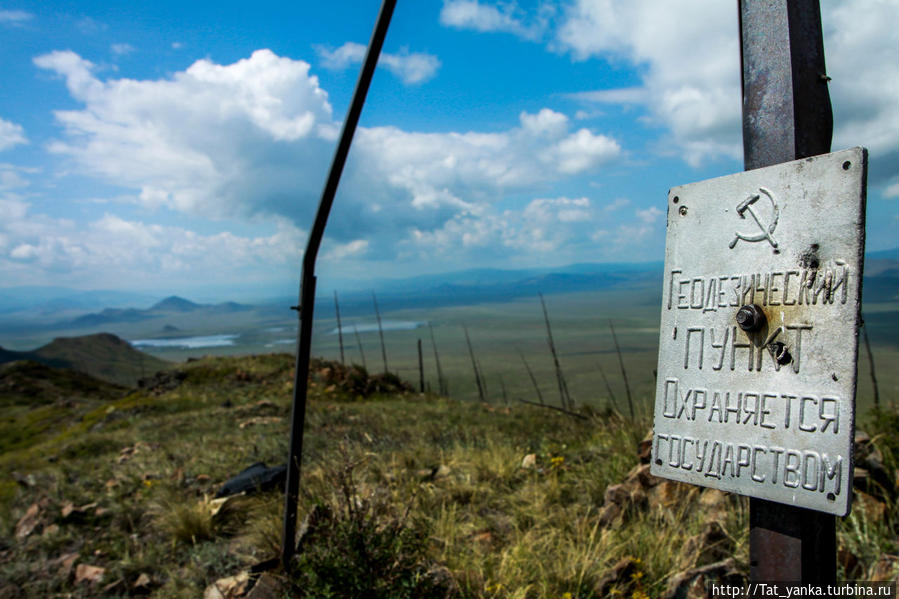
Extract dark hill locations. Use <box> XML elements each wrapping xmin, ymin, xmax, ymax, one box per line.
<box><xmin>151</xmin><ymin>296</ymin><xmax>201</xmax><ymax>312</ymax></box>
<box><xmin>0</xmin><ymin>333</ymin><xmax>170</xmax><ymax>387</ymax></box>
<box><xmin>0</xmin><ymin>360</ymin><xmax>127</xmax><ymax>407</ymax></box>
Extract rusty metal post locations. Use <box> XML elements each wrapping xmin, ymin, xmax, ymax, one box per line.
<box><xmin>739</xmin><ymin>0</ymin><xmax>836</xmax><ymax>582</ymax></box>
<box><xmin>281</xmin><ymin>0</ymin><xmax>396</xmax><ymax>569</ymax></box>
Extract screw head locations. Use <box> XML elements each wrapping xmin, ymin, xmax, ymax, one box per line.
<box><xmin>678</xmin><ymin>206</ymin><xmax>688</xmax><ymax>216</ymax></box>
<box><xmin>736</xmin><ymin>304</ymin><xmax>764</xmax><ymax>332</ymax></box>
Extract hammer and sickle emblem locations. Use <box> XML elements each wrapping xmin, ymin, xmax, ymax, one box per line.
<box><xmin>728</xmin><ymin>186</ymin><xmax>780</xmax><ymax>250</ymax></box>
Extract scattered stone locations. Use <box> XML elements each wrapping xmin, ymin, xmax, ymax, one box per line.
<box><xmin>854</xmin><ymin>430</ymin><xmax>895</xmax><ymax>500</ymax></box>
<box><xmin>664</xmin><ymin>558</ymin><xmax>745</xmax><ymax>599</ymax></box>
<box><xmin>137</xmin><ymin>369</ymin><xmax>186</xmax><ymax>395</ymax></box>
<box><xmin>698</xmin><ymin>489</ymin><xmax>731</xmax><ymax>524</ymax></box>
<box><xmin>42</xmin><ymin>524</ymin><xmax>60</xmax><ymax>537</ymax></box>
<box><xmin>521</xmin><ymin>454</ymin><xmax>537</xmax><ymax>469</ymax></box>
<box><xmin>853</xmin><ymin>490</ymin><xmax>887</xmax><ymax>523</ymax></box>
<box><xmin>61</xmin><ymin>501</ymin><xmax>98</xmax><ymax>521</ymax></box>
<box><xmin>74</xmin><ymin>563</ymin><xmax>105</xmax><ymax>585</ymax></box>
<box><xmin>14</xmin><ymin>503</ymin><xmax>41</xmax><ymax>539</ymax></box>
<box><xmin>246</xmin><ymin>573</ymin><xmax>286</xmax><ymax>599</ymax></box>
<box><xmin>471</xmin><ymin>531</ymin><xmax>493</xmax><ymax>545</ymax></box>
<box><xmin>595</xmin><ymin>557</ymin><xmax>642</xmax><ymax>597</ymax></box>
<box><xmin>101</xmin><ymin>578</ymin><xmax>124</xmax><ymax>593</ymax></box>
<box><xmin>638</xmin><ymin>430</ymin><xmax>653</xmax><ymax>464</ymax></box>
<box><xmin>838</xmin><ymin>547</ymin><xmax>862</xmax><ymax>579</ymax></box>
<box><xmin>132</xmin><ymin>572</ymin><xmax>152</xmax><ymax>592</ymax></box>
<box><xmin>12</xmin><ymin>472</ymin><xmax>36</xmax><ymax>488</ymax></box>
<box><xmin>54</xmin><ymin>552</ymin><xmax>79</xmax><ymax>579</ymax></box>
<box><xmin>238</xmin><ymin>416</ymin><xmax>284</xmax><ymax>429</ymax></box>
<box><xmin>679</xmin><ymin>521</ymin><xmax>734</xmax><ymax>570</ymax></box>
<box><xmin>204</xmin><ymin>571</ymin><xmax>250</xmax><ymax>599</ymax></box>
<box><xmin>869</xmin><ymin>555</ymin><xmax>899</xmax><ymax>581</ymax></box>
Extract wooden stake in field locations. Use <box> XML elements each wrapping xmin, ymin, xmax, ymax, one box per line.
<box><xmin>463</xmin><ymin>325</ymin><xmax>485</xmax><ymax>402</ymax></box>
<box><xmin>861</xmin><ymin>320</ymin><xmax>880</xmax><ymax>408</ymax></box>
<box><xmin>596</xmin><ymin>362</ymin><xmax>621</xmax><ymax>415</ymax></box>
<box><xmin>417</xmin><ymin>338</ymin><xmax>424</xmax><ymax>393</ymax></box>
<box><xmin>334</xmin><ymin>290</ymin><xmax>345</xmax><ymax>366</ymax></box>
<box><xmin>607</xmin><ymin>319</ymin><xmax>633</xmax><ymax>420</ymax></box>
<box><xmin>428</xmin><ymin>322</ymin><xmax>447</xmax><ymax>395</ymax></box>
<box><xmin>372</xmin><ymin>291</ymin><xmax>388</xmax><ymax>374</ymax></box>
<box><xmin>353</xmin><ymin>324</ymin><xmax>367</xmax><ymax>371</ymax></box>
<box><xmin>519</xmin><ymin>349</ymin><xmax>545</xmax><ymax>405</ymax></box>
<box><xmin>540</xmin><ymin>293</ymin><xmax>572</xmax><ymax>411</ymax></box>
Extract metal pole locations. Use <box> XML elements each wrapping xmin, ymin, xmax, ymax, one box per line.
<box><xmin>739</xmin><ymin>0</ymin><xmax>836</xmax><ymax>582</ymax></box>
<box><xmin>281</xmin><ymin>0</ymin><xmax>397</xmax><ymax>569</ymax></box>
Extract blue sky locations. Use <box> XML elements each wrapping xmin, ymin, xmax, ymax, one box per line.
<box><xmin>1</xmin><ymin>1</ymin><xmax>897</xmax><ymax>300</ymax></box>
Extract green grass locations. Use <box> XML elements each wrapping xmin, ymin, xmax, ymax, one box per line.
<box><xmin>1</xmin><ymin>353</ymin><xmax>896</xmax><ymax>597</ymax></box>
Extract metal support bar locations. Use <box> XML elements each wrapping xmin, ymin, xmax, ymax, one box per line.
<box><xmin>281</xmin><ymin>0</ymin><xmax>397</xmax><ymax>569</ymax></box>
<box><xmin>739</xmin><ymin>0</ymin><xmax>836</xmax><ymax>582</ymax></box>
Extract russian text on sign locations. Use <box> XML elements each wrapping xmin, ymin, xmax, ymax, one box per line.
<box><xmin>651</xmin><ymin>148</ymin><xmax>867</xmax><ymax>516</ymax></box>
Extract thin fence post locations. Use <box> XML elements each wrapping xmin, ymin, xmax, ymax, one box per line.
<box><xmin>334</xmin><ymin>290</ymin><xmax>345</xmax><ymax>366</ymax></box>
<box><xmin>372</xmin><ymin>291</ymin><xmax>388</xmax><ymax>374</ymax></box>
<box><xmin>417</xmin><ymin>338</ymin><xmax>424</xmax><ymax>393</ymax></box>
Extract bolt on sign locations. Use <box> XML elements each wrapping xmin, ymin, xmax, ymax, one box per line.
<box><xmin>651</xmin><ymin>147</ymin><xmax>867</xmax><ymax>517</ymax></box>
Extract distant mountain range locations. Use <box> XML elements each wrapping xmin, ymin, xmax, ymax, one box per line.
<box><xmin>0</xmin><ymin>332</ymin><xmax>170</xmax><ymax>387</ymax></box>
<box><xmin>66</xmin><ymin>296</ymin><xmax>253</xmax><ymax>328</ymax></box>
<box><xmin>0</xmin><ymin>250</ymin><xmax>897</xmax><ymax>329</ymax></box>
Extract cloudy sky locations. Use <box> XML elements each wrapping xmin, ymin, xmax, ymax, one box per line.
<box><xmin>1</xmin><ymin>0</ymin><xmax>897</xmax><ymax>299</ymax></box>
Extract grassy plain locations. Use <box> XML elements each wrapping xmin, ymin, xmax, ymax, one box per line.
<box><xmin>1</xmin><ymin>353</ymin><xmax>896</xmax><ymax>597</ymax></box>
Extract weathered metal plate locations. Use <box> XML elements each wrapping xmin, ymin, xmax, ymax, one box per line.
<box><xmin>651</xmin><ymin>148</ymin><xmax>867</xmax><ymax>516</ymax></box>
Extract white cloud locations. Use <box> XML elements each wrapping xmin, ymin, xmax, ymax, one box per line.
<box><xmin>317</xmin><ymin>42</ymin><xmax>440</xmax><ymax>85</ymax></box>
<box><xmin>825</xmin><ymin>0</ymin><xmax>899</xmax><ymax>170</ymax></box>
<box><xmin>557</xmin><ymin>0</ymin><xmax>899</xmax><ymax>182</ymax></box>
<box><xmin>0</xmin><ymin>9</ymin><xmax>32</xmax><ymax>26</ymax></box>
<box><xmin>0</xmin><ymin>195</ymin><xmax>306</xmax><ymax>287</ymax></box>
<box><xmin>31</xmin><ymin>49</ymin><xmax>625</xmax><ymax>277</ymax></box>
<box><xmin>0</xmin><ymin>163</ymin><xmax>38</xmax><ymax>189</ymax></box>
<box><xmin>636</xmin><ymin>206</ymin><xmax>662</xmax><ymax>224</ymax></box>
<box><xmin>557</xmin><ymin>0</ymin><xmax>740</xmax><ymax>167</ymax></box>
<box><xmin>0</xmin><ymin>118</ymin><xmax>27</xmax><ymax>151</ymax></box>
<box><xmin>439</xmin><ymin>0</ymin><xmax>545</xmax><ymax>41</ymax></box>
<box><xmin>111</xmin><ymin>43</ymin><xmax>135</xmax><ymax>56</ymax></box>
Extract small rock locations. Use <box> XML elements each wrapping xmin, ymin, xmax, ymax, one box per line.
<box><xmin>54</xmin><ymin>552</ymin><xmax>79</xmax><ymax>579</ymax></box>
<box><xmin>42</xmin><ymin>524</ymin><xmax>60</xmax><ymax>537</ymax></box>
<box><xmin>869</xmin><ymin>555</ymin><xmax>899</xmax><ymax>581</ymax></box>
<box><xmin>74</xmin><ymin>563</ymin><xmax>105</xmax><ymax>585</ymax></box>
<box><xmin>246</xmin><ymin>573</ymin><xmax>286</xmax><ymax>599</ymax></box>
<box><xmin>853</xmin><ymin>490</ymin><xmax>887</xmax><ymax>523</ymax></box>
<box><xmin>61</xmin><ymin>501</ymin><xmax>98</xmax><ymax>521</ymax></box>
<box><xmin>14</xmin><ymin>503</ymin><xmax>41</xmax><ymax>539</ymax></box>
<box><xmin>595</xmin><ymin>557</ymin><xmax>641</xmax><ymax>597</ymax></box>
<box><xmin>132</xmin><ymin>572</ymin><xmax>152</xmax><ymax>591</ymax></box>
<box><xmin>679</xmin><ymin>521</ymin><xmax>734</xmax><ymax>570</ymax></box>
<box><xmin>597</xmin><ymin>501</ymin><xmax>623</xmax><ymax>528</ymax></box>
<box><xmin>238</xmin><ymin>416</ymin><xmax>283</xmax><ymax>429</ymax></box>
<box><xmin>521</xmin><ymin>454</ymin><xmax>537</xmax><ymax>469</ymax></box>
<box><xmin>664</xmin><ymin>558</ymin><xmax>745</xmax><ymax>599</ymax></box>
<box><xmin>12</xmin><ymin>472</ymin><xmax>36</xmax><ymax>487</ymax></box>
<box><xmin>838</xmin><ymin>547</ymin><xmax>862</xmax><ymax>578</ymax></box>
<box><xmin>637</xmin><ymin>430</ymin><xmax>653</xmax><ymax>463</ymax></box>
<box><xmin>101</xmin><ymin>579</ymin><xmax>124</xmax><ymax>593</ymax></box>
<box><xmin>204</xmin><ymin>571</ymin><xmax>250</xmax><ymax>599</ymax></box>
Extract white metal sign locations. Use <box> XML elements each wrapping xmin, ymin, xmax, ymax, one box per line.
<box><xmin>651</xmin><ymin>147</ymin><xmax>867</xmax><ymax>516</ymax></box>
